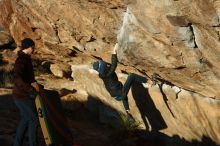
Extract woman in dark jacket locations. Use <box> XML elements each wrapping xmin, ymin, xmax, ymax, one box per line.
<box><xmin>93</xmin><ymin>44</ymin><xmax>153</xmax><ymax>116</ymax></box>
<box><xmin>13</xmin><ymin>38</ymin><xmax>40</xmax><ymax>146</ymax></box>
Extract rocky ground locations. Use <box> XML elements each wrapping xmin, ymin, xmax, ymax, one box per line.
<box><xmin>0</xmin><ymin>88</ymin><xmax>219</xmax><ymax>146</ymax></box>
<box><xmin>0</xmin><ymin>88</ymin><xmax>114</xmax><ymax>146</ymax></box>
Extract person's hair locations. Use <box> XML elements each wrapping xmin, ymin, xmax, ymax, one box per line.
<box><xmin>21</xmin><ymin>38</ymin><xmax>35</xmax><ymax>50</ymax></box>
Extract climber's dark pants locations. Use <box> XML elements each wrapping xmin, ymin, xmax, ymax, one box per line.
<box><xmin>115</xmin><ymin>73</ymin><xmax>147</xmax><ymax>110</ymax></box>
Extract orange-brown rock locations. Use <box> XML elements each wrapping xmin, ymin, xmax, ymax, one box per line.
<box><xmin>0</xmin><ymin>0</ymin><xmax>125</xmax><ymax>53</ymax></box>
<box><xmin>0</xmin><ymin>30</ymin><xmax>11</xmax><ymax>47</ymax></box>
<box><xmin>0</xmin><ymin>0</ymin><xmax>220</xmax><ymax>145</ymax></box>
<box><xmin>117</xmin><ymin>1</ymin><xmax>220</xmax><ymax>99</ymax></box>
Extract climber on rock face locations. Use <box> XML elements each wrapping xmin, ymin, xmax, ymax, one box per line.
<box><xmin>92</xmin><ymin>43</ymin><xmax>153</xmax><ymax>118</ymax></box>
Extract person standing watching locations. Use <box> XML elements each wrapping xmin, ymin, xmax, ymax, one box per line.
<box><xmin>13</xmin><ymin>38</ymin><xmax>40</xmax><ymax>146</ymax></box>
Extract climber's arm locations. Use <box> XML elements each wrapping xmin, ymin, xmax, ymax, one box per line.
<box><xmin>105</xmin><ymin>44</ymin><xmax>119</xmax><ymax>77</ymax></box>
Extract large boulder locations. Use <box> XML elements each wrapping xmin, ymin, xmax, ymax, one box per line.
<box><xmin>0</xmin><ymin>0</ymin><xmax>220</xmax><ymax>145</ymax></box>
<box><xmin>0</xmin><ymin>0</ymin><xmax>125</xmax><ymax>52</ymax></box>
<box><xmin>70</xmin><ymin>64</ymin><xmax>220</xmax><ymax>144</ymax></box>
<box><xmin>117</xmin><ymin>1</ymin><xmax>220</xmax><ymax>98</ymax></box>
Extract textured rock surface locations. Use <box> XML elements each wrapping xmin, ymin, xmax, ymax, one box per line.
<box><xmin>117</xmin><ymin>0</ymin><xmax>220</xmax><ymax>98</ymax></box>
<box><xmin>70</xmin><ymin>64</ymin><xmax>220</xmax><ymax>144</ymax></box>
<box><xmin>0</xmin><ymin>0</ymin><xmax>125</xmax><ymax>51</ymax></box>
<box><xmin>0</xmin><ymin>0</ymin><xmax>220</xmax><ymax>145</ymax></box>
<box><xmin>0</xmin><ymin>30</ymin><xmax>12</xmax><ymax>47</ymax></box>
<box><xmin>50</xmin><ymin>63</ymin><xmax>71</xmax><ymax>78</ymax></box>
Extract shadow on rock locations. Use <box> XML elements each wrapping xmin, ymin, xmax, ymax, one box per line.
<box><xmin>79</xmin><ymin>95</ymin><xmax>219</xmax><ymax>146</ymax></box>
<box><xmin>0</xmin><ymin>69</ymin><xmax>14</xmax><ymax>88</ymax></box>
<box><xmin>0</xmin><ymin>93</ymin><xmax>16</xmax><ymax>110</ymax></box>
<box><xmin>0</xmin><ymin>36</ymin><xmax>16</xmax><ymax>50</ymax></box>
<box><xmin>131</xmin><ymin>81</ymin><xmax>167</xmax><ymax>131</ymax></box>
<box><xmin>1</xmin><ymin>90</ymin><xmax>219</xmax><ymax>146</ymax></box>
<box><xmin>0</xmin><ymin>138</ymin><xmax>10</xmax><ymax>146</ymax></box>
<box><xmin>130</xmin><ymin>130</ymin><xmax>220</xmax><ymax>146</ymax></box>
<box><xmin>0</xmin><ymin>54</ymin><xmax>7</xmax><ymax>66</ymax></box>
<box><xmin>158</xmin><ymin>83</ymin><xmax>175</xmax><ymax>118</ymax></box>
<box><xmin>85</xmin><ymin>95</ymin><xmax>123</xmax><ymax>129</ymax></box>
<box><xmin>0</xmin><ymin>93</ymin><xmax>19</xmax><ymax>146</ymax></box>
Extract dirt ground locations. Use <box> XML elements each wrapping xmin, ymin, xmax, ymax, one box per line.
<box><xmin>0</xmin><ymin>88</ymin><xmax>114</xmax><ymax>146</ymax></box>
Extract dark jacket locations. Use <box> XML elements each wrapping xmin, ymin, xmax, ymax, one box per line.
<box><xmin>13</xmin><ymin>51</ymin><xmax>35</xmax><ymax>99</ymax></box>
<box><xmin>99</xmin><ymin>54</ymin><xmax>123</xmax><ymax>97</ymax></box>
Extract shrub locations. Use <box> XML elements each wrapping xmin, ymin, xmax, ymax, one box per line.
<box><xmin>119</xmin><ymin>112</ymin><xmax>141</xmax><ymax>133</ymax></box>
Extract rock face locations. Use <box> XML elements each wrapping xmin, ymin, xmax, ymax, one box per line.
<box><xmin>0</xmin><ymin>30</ymin><xmax>13</xmax><ymax>47</ymax></box>
<box><xmin>117</xmin><ymin>0</ymin><xmax>220</xmax><ymax>98</ymax></box>
<box><xmin>50</xmin><ymin>63</ymin><xmax>71</xmax><ymax>78</ymax></box>
<box><xmin>0</xmin><ymin>0</ymin><xmax>125</xmax><ymax>51</ymax></box>
<box><xmin>0</xmin><ymin>0</ymin><xmax>220</xmax><ymax>145</ymax></box>
<box><xmin>70</xmin><ymin>64</ymin><xmax>220</xmax><ymax>144</ymax></box>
